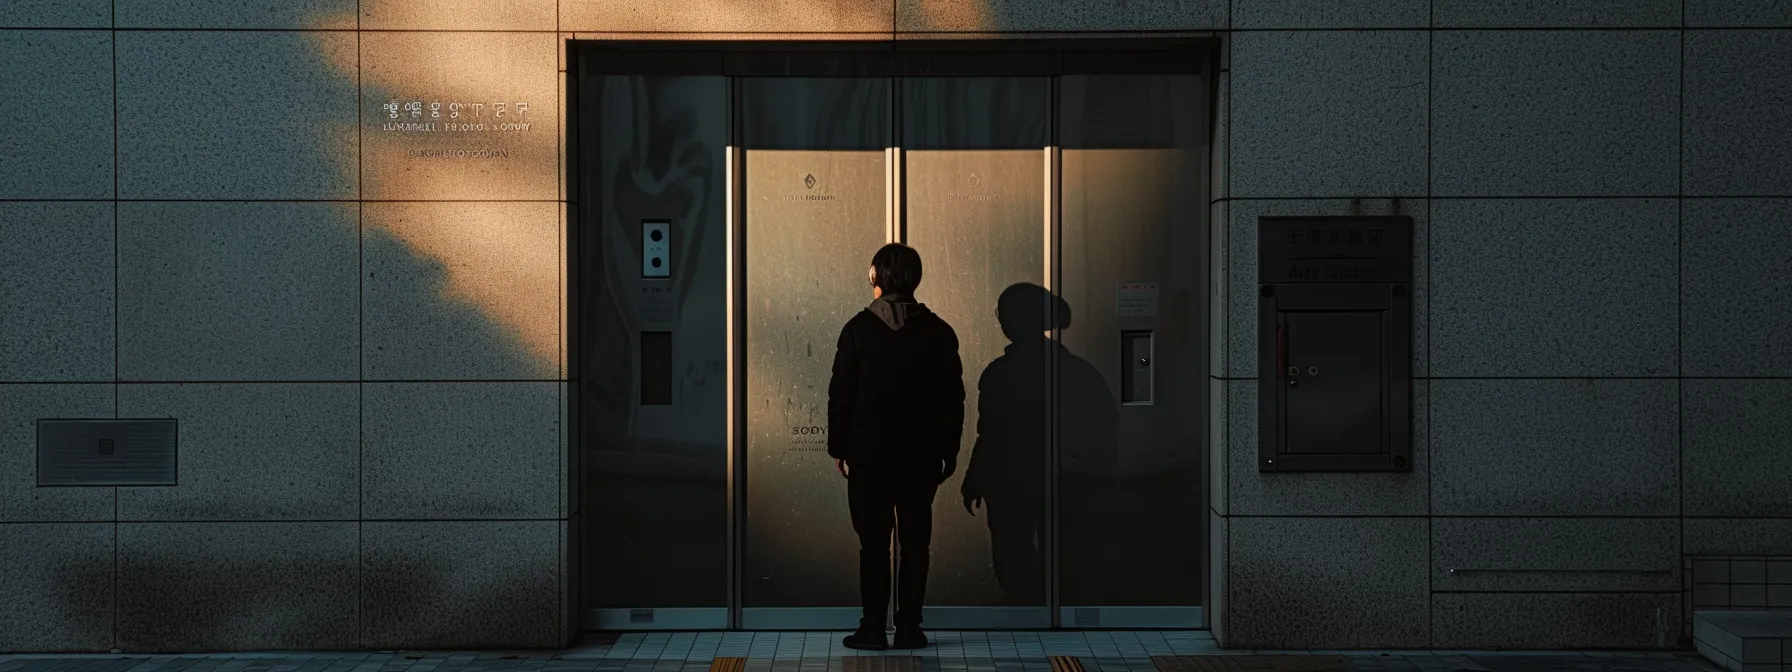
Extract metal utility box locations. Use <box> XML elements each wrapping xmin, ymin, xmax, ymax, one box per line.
<box><xmin>1258</xmin><ymin>216</ymin><xmax>1412</xmax><ymax>472</ymax></box>
<box><xmin>37</xmin><ymin>418</ymin><xmax>179</xmax><ymax>486</ymax></box>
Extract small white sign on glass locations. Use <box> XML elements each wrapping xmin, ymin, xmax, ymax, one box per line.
<box><xmin>1116</xmin><ymin>281</ymin><xmax>1159</xmax><ymax>318</ymax></box>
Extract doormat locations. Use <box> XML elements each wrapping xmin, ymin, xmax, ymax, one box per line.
<box><xmin>841</xmin><ymin>656</ymin><xmax>921</xmax><ymax>672</ymax></box>
<box><xmin>708</xmin><ymin>657</ymin><xmax>746</xmax><ymax>672</ymax></box>
<box><xmin>1049</xmin><ymin>656</ymin><xmax>1087</xmax><ymax>672</ymax></box>
<box><xmin>1152</xmin><ymin>655</ymin><xmax>1352</xmax><ymax>672</ymax></box>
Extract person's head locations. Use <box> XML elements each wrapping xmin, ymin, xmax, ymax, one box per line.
<box><xmin>868</xmin><ymin>243</ymin><xmax>923</xmax><ymax>299</ymax></box>
<box><xmin>996</xmin><ymin>283</ymin><xmax>1071</xmax><ymax>342</ymax></box>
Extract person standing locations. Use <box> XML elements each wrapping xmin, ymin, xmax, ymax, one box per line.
<box><xmin>827</xmin><ymin>243</ymin><xmax>965</xmax><ymax>651</ymax></box>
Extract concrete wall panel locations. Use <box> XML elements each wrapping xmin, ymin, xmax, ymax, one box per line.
<box><xmin>0</xmin><ymin>203</ymin><xmax>116</xmax><ymax>382</ymax></box>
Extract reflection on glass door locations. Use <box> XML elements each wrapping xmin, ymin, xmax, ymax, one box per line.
<box><xmin>900</xmin><ymin>77</ymin><xmax>1052</xmax><ymax>628</ymax></box>
<box><xmin>739</xmin><ymin>77</ymin><xmax>892</xmax><ymax>628</ymax></box>
<box><xmin>580</xmin><ymin>73</ymin><xmax>731</xmax><ymax>630</ymax></box>
<box><xmin>1056</xmin><ymin>74</ymin><xmax>1206</xmax><ymax>627</ymax></box>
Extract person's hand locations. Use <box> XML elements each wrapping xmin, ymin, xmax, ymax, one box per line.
<box><xmin>836</xmin><ymin>459</ymin><xmax>849</xmax><ymax>479</ymax></box>
<box><xmin>939</xmin><ymin>459</ymin><xmax>957</xmax><ymax>484</ymax></box>
<box><xmin>963</xmin><ymin>495</ymin><xmax>983</xmax><ymax>516</ymax></box>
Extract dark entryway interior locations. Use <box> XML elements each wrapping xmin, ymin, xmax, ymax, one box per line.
<box><xmin>568</xmin><ymin>39</ymin><xmax>1216</xmax><ymax>631</ymax></box>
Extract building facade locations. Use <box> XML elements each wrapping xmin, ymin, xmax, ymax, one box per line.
<box><xmin>2</xmin><ymin>0</ymin><xmax>1790</xmax><ymax>654</ymax></box>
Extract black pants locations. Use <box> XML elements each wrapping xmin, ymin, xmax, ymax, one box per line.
<box><xmin>983</xmin><ymin>496</ymin><xmax>1045</xmax><ymax>604</ymax></box>
<box><xmin>847</xmin><ymin>471</ymin><xmax>938</xmax><ymax>631</ymax></box>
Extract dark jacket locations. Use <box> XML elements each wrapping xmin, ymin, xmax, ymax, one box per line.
<box><xmin>826</xmin><ymin>295</ymin><xmax>965</xmax><ymax>478</ymax></box>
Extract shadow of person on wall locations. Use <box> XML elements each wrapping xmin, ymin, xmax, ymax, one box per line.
<box><xmin>960</xmin><ymin>283</ymin><xmax>1119</xmax><ymax>606</ymax></box>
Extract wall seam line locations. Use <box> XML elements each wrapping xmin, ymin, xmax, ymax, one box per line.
<box><xmin>1223</xmin><ymin>1</ymin><xmax>1233</xmax><ymax>642</ymax></box>
<box><xmin>111</xmin><ymin>0</ymin><xmax>121</xmax><ymax>653</ymax></box>
<box><xmin>1676</xmin><ymin>0</ymin><xmax>1686</xmax><ymax>643</ymax></box>
<box><xmin>355</xmin><ymin>0</ymin><xmax>364</xmax><ymax>649</ymax></box>
<box><xmin>1425</xmin><ymin>0</ymin><xmax>1436</xmax><ymax>649</ymax></box>
<box><xmin>557</xmin><ymin>0</ymin><xmax>566</xmax><ymax>642</ymax></box>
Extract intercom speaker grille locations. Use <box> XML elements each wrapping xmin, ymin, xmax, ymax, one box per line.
<box><xmin>36</xmin><ymin>419</ymin><xmax>178</xmax><ymax>487</ymax></box>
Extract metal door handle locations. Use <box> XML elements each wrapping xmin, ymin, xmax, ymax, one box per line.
<box><xmin>1276</xmin><ymin>323</ymin><xmax>1286</xmax><ymax>377</ymax></box>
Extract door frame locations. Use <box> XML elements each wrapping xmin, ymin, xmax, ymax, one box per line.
<box><xmin>569</xmin><ymin>36</ymin><xmax>1220</xmax><ymax>632</ymax></box>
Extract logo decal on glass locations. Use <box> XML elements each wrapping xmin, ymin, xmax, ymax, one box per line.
<box><xmin>948</xmin><ymin>173</ymin><xmax>995</xmax><ymax>202</ymax></box>
<box><xmin>785</xmin><ymin>173</ymin><xmax>834</xmax><ymax>201</ymax></box>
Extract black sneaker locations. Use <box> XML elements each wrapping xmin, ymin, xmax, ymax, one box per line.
<box><xmin>891</xmin><ymin>628</ymin><xmax>928</xmax><ymax>650</ymax></box>
<box><xmin>843</xmin><ymin>629</ymin><xmax>889</xmax><ymax>651</ymax></box>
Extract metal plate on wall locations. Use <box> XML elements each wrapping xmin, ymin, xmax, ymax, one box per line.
<box><xmin>1258</xmin><ymin>215</ymin><xmax>1412</xmax><ymax>285</ymax></box>
<box><xmin>36</xmin><ymin>419</ymin><xmax>179</xmax><ymax>487</ymax></box>
<box><xmin>1258</xmin><ymin>216</ymin><xmax>1412</xmax><ymax>473</ymax></box>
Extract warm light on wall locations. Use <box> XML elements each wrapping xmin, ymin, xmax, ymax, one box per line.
<box><xmin>314</xmin><ymin>3</ymin><xmax>562</xmax><ymax>370</ymax></box>
<box><xmin>311</xmin><ymin>0</ymin><xmax>985</xmax><ymax>372</ymax></box>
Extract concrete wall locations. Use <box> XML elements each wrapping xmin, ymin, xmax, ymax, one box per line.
<box><xmin>2</xmin><ymin>0</ymin><xmax>1789</xmax><ymax>653</ymax></box>
<box><xmin>1212</xmin><ymin>0</ymin><xmax>1792</xmax><ymax>651</ymax></box>
<box><xmin>1</xmin><ymin>0</ymin><xmax>571</xmax><ymax>652</ymax></box>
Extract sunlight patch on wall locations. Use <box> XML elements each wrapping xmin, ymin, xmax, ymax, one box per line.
<box><xmin>314</xmin><ymin>5</ymin><xmax>563</xmax><ymax>372</ymax></box>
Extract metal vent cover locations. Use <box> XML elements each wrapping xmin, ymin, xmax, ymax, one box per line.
<box><xmin>37</xmin><ymin>419</ymin><xmax>178</xmax><ymax>487</ymax></box>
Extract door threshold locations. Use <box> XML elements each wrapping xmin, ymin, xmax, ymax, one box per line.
<box><xmin>587</xmin><ymin>607</ymin><xmax>729</xmax><ymax>630</ymax></box>
<box><xmin>584</xmin><ymin>606</ymin><xmax>1202</xmax><ymax>631</ymax></box>
<box><xmin>740</xmin><ymin>607</ymin><xmax>1052</xmax><ymax>630</ymax></box>
<box><xmin>1058</xmin><ymin>606</ymin><xmax>1203</xmax><ymax>629</ymax></box>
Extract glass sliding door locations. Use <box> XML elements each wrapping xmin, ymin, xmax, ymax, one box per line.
<box><xmin>737</xmin><ymin>77</ymin><xmax>893</xmax><ymax>629</ymax></box>
<box><xmin>580</xmin><ymin>73</ymin><xmax>732</xmax><ymax>629</ymax></box>
<box><xmin>1055</xmin><ymin>73</ymin><xmax>1207</xmax><ymax>628</ymax></box>
<box><xmin>899</xmin><ymin>76</ymin><xmax>1053</xmax><ymax>629</ymax></box>
<box><xmin>579</xmin><ymin>47</ymin><xmax>1210</xmax><ymax>632</ymax></box>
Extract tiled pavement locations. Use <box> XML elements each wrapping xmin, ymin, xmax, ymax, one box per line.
<box><xmin>0</xmin><ymin>633</ymin><xmax>1728</xmax><ymax>672</ymax></box>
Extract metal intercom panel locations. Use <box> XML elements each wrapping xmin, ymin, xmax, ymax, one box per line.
<box><xmin>37</xmin><ymin>418</ymin><xmax>179</xmax><ymax>486</ymax></box>
<box><xmin>641</xmin><ymin>219</ymin><xmax>671</xmax><ymax>278</ymax></box>
<box><xmin>1258</xmin><ymin>216</ymin><xmax>1412</xmax><ymax>472</ymax></box>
